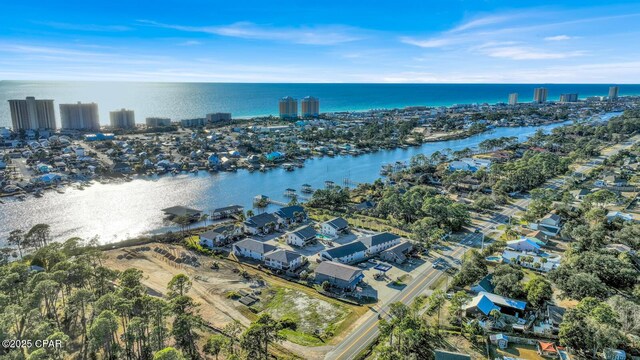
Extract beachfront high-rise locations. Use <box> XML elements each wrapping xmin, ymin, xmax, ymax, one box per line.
<box><xmin>145</xmin><ymin>117</ymin><xmax>172</xmax><ymax>127</ymax></box>
<box><xmin>279</xmin><ymin>96</ymin><xmax>298</xmax><ymax>119</ymax></box>
<box><xmin>508</xmin><ymin>93</ymin><xmax>518</xmax><ymax>105</ymax></box>
<box><xmin>206</xmin><ymin>113</ymin><xmax>232</xmax><ymax>122</ymax></box>
<box><xmin>59</xmin><ymin>102</ymin><xmax>100</xmax><ymax>131</ymax></box>
<box><xmin>8</xmin><ymin>96</ymin><xmax>56</xmax><ymax>131</ymax></box>
<box><xmin>559</xmin><ymin>93</ymin><xmax>578</xmax><ymax>103</ymax></box>
<box><xmin>109</xmin><ymin>109</ymin><xmax>136</xmax><ymax>129</ymax></box>
<box><xmin>301</xmin><ymin>96</ymin><xmax>320</xmax><ymax>118</ymax></box>
<box><xmin>533</xmin><ymin>87</ymin><xmax>548</xmax><ymax>103</ymax></box>
<box><xmin>609</xmin><ymin>86</ymin><xmax>619</xmax><ymax>99</ymax></box>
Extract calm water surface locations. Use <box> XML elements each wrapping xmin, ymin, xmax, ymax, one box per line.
<box><xmin>0</xmin><ymin>119</ymin><xmax>591</xmax><ymax>244</ymax></box>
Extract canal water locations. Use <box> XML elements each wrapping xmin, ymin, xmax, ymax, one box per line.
<box><xmin>0</xmin><ymin>116</ymin><xmax>616</xmax><ymax>244</ymax></box>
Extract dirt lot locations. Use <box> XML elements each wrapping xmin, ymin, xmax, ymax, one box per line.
<box><xmin>103</xmin><ymin>242</ymin><xmax>363</xmax><ymax>359</ymax></box>
<box><xmin>104</xmin><ymin>243</ymin><xmax>254</xmax><ymax>328</ymax></box>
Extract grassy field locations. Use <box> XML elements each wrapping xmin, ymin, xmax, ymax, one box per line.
<box><xmin>257</xmin><ymin>286</ymin><xmax>349</xmax><ymax>346</ymax></box>
<box><xmin>307</xmin><ymin>208</ymin><xmax>411</xmax><ymax>237</ymax></box>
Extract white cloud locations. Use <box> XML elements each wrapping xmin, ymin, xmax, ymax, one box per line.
<box><xmin>139</xmin><ymin>20</ymin><xmax>361</xmax><ymax>45</ymax></box>
<box><xmin>544</xmin><ymin>35</ymin><xmax>572</xmax><ymax>41</ymax></box>
<box><xmin>478</xmin><ymin>45</ymin><xmax>585</xmax><ymax>60</ymax></box>
<box><xmin>399</xmin><ymin>36</ymin><xmax>454</xmax><ymax>48</ymax></box>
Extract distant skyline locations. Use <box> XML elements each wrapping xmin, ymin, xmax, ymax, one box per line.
<box><xmin>1</xmin><ymin>1</ymin><xmax>640</xmax><ymax>83</ymax></box>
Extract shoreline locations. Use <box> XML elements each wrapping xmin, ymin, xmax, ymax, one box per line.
<box><xmin>0</xmin><ymin>117</ymin><xmax>576</xmax><ymax>201</ymax></box>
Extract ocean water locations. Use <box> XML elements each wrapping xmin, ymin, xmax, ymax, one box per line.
<box><xmin>1</xmin><ymin>82</ymin><xmax>639</xmax><ymax>127</ymax></box>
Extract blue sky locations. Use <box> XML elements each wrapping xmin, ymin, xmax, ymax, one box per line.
<box><xmin>1</xmin><ymin>0</ymin><xmax>639</xmax><ymax>83</ymax></box>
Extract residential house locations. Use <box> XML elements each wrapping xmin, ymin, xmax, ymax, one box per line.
<box><xmin>211</xmin><ymin>205</ymin><xmax>244</xmax><ymax>220</ymax></box>
<box><xmin>537</xmin><ymin>341</ymin><xmax>559</xmax><ymax>358</ymax></box>
<box><xmin>354</xmin><ymin>200</ymin><xmax>376</xmax><ymax>211</ymax></box>
<box><xmin>199</xmin><ymin>225</ymin><xmax>243</xmax><ymax>248</ymax></box>
<box><xmin>285</xmin><ymin>225</ymin><xmax>317</xmax><ymax>247</ymax></box>
<box><xmin>606</xmin><ymin>211</ymin><xmax>636</xmax><ymax>223</ymax></box>
<box><xmin>502</xmin><ymin>249</ymin><xmax>561</xmax><ymax>272</ymax></box>
<box><xmin>471</xmin><ymin>274</ymin><xmax>495</xmax><ymax>294</ymax></box>
<box><xmin>360</xmin><ymin>232</ymin><xmax>401</xmax><ymax>255</ymax></box>
<box><xmin>489</xmin><ymin>334</ymin><xmax>509</xmax><ymax>349</ymax></box>
<box><xmin>605</xmin><ymin>243</ymin><xmax>635</xmax><ymax>255</ymax></box>
<box><xmin>232</xmin><ymin>239</ymin><xmax>277</xmax><ymax>261</ymax></box>
<box><xmin>545</xmin><ymin>305</ymin><xmax>566</xmax><ymax>334</ymax></box>
<box><xmin>434</xmin><ymin>350</ymin><xmax>471</xmax><ymax>360</ymax></box>
<box><xmin>314</xmin><ymin>261</ymin><xmax>364</xmax><ymax>290</ymax></box>
<box><xmin>320</xmin><ymin>241</ymin><xmax>367</xmax><ymax>263</ymax></box>
<box><xmin>380</xmin><ymin>241</ymin><xmax>414</xmax><ymax>264</ymax></box>
<box><xmin>264</xmin><ymin>249</ymin><xmax>305</xmax><ymax>271</ymax></box>
<box><xmin>604</xmin><ymin>175</ymin><xmax>628</xmax><ymax>187</ymax></box>
<box><xmin>603</xmin><ymin>349</ymin><xmax>627</xmax><ymax>360</ymax></box>
<box><xmin>244</xmin><ymin>213</ymin><xmax>279</xmax><ymax>234</ymax></box>
<box><xmin>530</xmin><ymin>213</ymin><xmax>562</xmax><ymax>237</ymax></box>
<box><xmin>320</xmin><ymin>217</ymin><xmax>349</xmax><ymax>237</ymax></box>
<box><xmin>506</xmin><ymin>238</ymin><xmax>541</xmax><ymax>253</ymax></box>
<box><xmin>274</xmin><ymin>205</ymin><xmax>307</xmax><ymax>226</ymax></box>
<box><xmin>570</xmin><ymin>188</ymin><xmax>591</xmax><ymax>201</ymax></box>
<box><xmin>526</xmin><ymin>230</ymin><xmax>549</xmax><ymax>245</ymax></box>
<box><xmin>463</xmin><ymin>291</ymin><xmax>527</xmax><ymax>317</ymax></box>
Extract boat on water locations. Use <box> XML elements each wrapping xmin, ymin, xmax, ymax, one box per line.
<box><xmin>282</xmin><ymin>163</ymin><xmax>294</xmax><ymax>171</ymax></box>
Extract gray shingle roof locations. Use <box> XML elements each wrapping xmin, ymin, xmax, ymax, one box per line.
<box><xmin>290</xmin><ymin>225</ymin><xmax>317</xmax><ymax>239</ymax></box>
<box><xmin>265</xmin><ymin>249</ymin><xmax>302</xmax><ymax>265</ymax></box>
<box><xmin>315</xmin><ymin>261</ymin><xmax>362</xmax><ymax>281</ymax></box>
<box><xmin>324</xmin><ymin>241</ymin><xmax>367</xmax><ymax>259</ymax></box>
<box><xmin>360</xmin><ymin>232</ymin><xmax>400</xmax><ymax>248</ymax></box>
<box><xmin>234</xmin><ymin>239</ymin><xmax>277</xmax><ymax>254</ymax></box>
<box><xmin>325</xmin><ymin>217</ymin><xmax>349</xmax><ymax>230</ymax></box>
<box><xmin>275</xmin><ymin>205</ymin><xmax>305</xmax><ymax>220</ymax></box>
<box><xmin>244</xmin><ymin>212</ymin><xmax>278</xmax><ymax>228</ymax></box>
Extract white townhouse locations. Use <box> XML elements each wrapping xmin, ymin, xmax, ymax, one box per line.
<box><xmin>320</xmin><ymin>217</ymin><xmax>349</xmax><ymax>237</ymax></box>
<box><xmin>360</xmin><ymin>232</ymin><xmax>401</xmax><ymax>255</ymax></box>
<box><xmin>264</xmin><ymin>249</ymin><xmax>305</xmax><ymax>271</ymax></box>
<box><xmin>285</xmin><ymin>225</ymin><xmax>317</xmax><ymax>247</ymax></box>
<box><xmin>232</xmin><ymin>239</ymin><xmax>277</xmax><ymax>261</ymax></box>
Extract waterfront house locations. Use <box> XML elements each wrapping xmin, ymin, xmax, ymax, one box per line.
<box><xmin>320</xmin><ymin>217</ymin><xmax>349</xmax><ymax>237</ymax></box>
<box><xmin>463</xmin><ymin>291</ymin><xmax>527</xmax><ymax>318</ymax></box>
<box><xmin>471</xmin><ymin>274</ymin><xmax>495</xmax><ymax>294</ymax></box>
<box><xmin>506</xmin><ymin>238</ymin><xmax>541</xmax><ymax>253</ymax></box>
<box><xmin>360</xmin><ymin>232</ymin><xmax>401</xmax><ymax>255</ymax></box>
<box><xmin>379</xmin><ymin>240</ymin><xmax>413</xmax><ymax>264</ymax></box>
<box><xmin>244</xmin><ymin>213</ymin><xmax>279</xmax><ymax>234</ymax></box>
<box><xmin>530</xmin><ymin>213</ymin><xmax>562</xmax><ymax>237</ymax></box>
<box><xmin>274</xmin><ymin>205</ymin><xmax>307</xmax><ymax>225</ymax></box>
<box><xmin>199</xmin><ymin>225</ymin><xmax>243</xmax><ymax>248</ymax></box>
<box><xmin>211</xmin><ymin>205</ymin><xmax>244</xmax><ymax>220</ymax></box>
<box><xmin>320</xmin><ymin>241</ymin><xmax>367</xmax><ymax>263</ymax></box>
<box><xmin>264</xmin><ymin>249</ymin><xmax>305</xmax><ymax>271</ymax></box>
<box><xmin>232</xmin><ymin>239</ymin><xmax>277</xmax><ymax>261</ymax></box>
<box><xmin>285</xmin><ymin>225</ymin><xmax>317</xmax><ymax>247</ymax></box>
<box><xmin>314</xmin><ymin>261</ymin><xmax>364</xmax><ymax>291</ymax></box>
